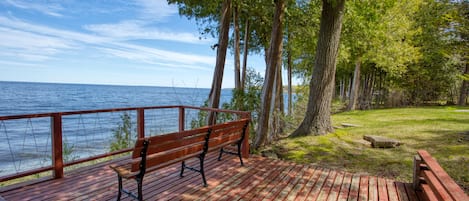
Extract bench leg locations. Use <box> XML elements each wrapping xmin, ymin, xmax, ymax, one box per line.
<box><xmin>218</xmin><ymin>148</ymin><xmax>224</xmax><ymax>161</ymax></box>
<box><xmin>136</xmin><ymin>177</ymin><xmax>143</xmax><ymax>201</ymax></box>
<box><xmin>117</xmin><ymin>176</ymin><xmax>123</xmax><ymax>201</ymax></box>
<box><xmin>237</xmin><ymin>142</ymin><xmax>244</xmax><ymax>166</ymax></box>
<box><xmin>199</xmin><ymin>155</ymin><xmax>207</xmax><ymax>187</ymax></box>
<box><xmin>218</xmin><ymin>145</ymin><xmax>244</xmax><ymax>166</ymax></box>
<box><xmin>180</xmin><ymin>161</ymin><xmax>185</xmax><ymax>177</ymax></box>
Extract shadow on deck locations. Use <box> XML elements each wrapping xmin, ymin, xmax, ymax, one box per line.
<box><xmin>0</xmin><ymin>152</ymin><xmax>419</xmax><ymax>201</ymax></box>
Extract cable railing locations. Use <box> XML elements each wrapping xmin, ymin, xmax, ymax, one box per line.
<box><xmin>0</xmin><ymin>105</ymin><xmax>250</xmax><ymax>185</ymax></box>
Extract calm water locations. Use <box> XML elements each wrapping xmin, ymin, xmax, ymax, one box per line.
<box><xmin>0</xmin><ymin>81</ymin><xmax>232</xmax><ymax>116</ymax></box>
<box><xmin>0</xmin><ymin>81</ymin><xmax>232</xmax><ymax>176</ymax></box>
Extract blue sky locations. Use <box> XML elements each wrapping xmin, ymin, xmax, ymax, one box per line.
<box><xmin>0</xmin><ymin>0</ymin><xmax>268</xmax><ymax>88</ymax></box>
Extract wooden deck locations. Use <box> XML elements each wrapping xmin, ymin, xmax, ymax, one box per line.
<box><xmin>0</xmin><ymin>152</ymin><xmax>419</xmax><ymax>201</ymax></box>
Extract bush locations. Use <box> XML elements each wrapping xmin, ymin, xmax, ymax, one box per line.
<box><xmin>110</xmin><ymin>112</ymin><xmax>135</xmax><ymax>152</ymax></box>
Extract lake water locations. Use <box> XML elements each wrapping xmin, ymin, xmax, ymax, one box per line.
<box><xmin>0</xmin><ymin>81</ymin><xmax>232</xmax><ymax>116</ymax></box>
<box><xmin>0</xmin><ymin>81</ymin><xmax>233</xmax><ymax>177</ymax></box>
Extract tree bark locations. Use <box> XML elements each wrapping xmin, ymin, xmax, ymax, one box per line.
<box><xmin>347</xmin><ymin>58</ymin><xmax>361</xmax><ymax>111</ymax></box>
<box><xmin>290</xmin><ymin>0</ymin><xmax>345</xmax><ymax>137</ymax></box>
<box><xmin>459</xmin><ymin>63</ymin><xmax>469</xmax><ymax>105</ymax></box>
<box><xmin>254</xmin><ymin>0</ymin><xmax>286</xmax><ymax>149</ymax></box>
<box><xmin>274</xmin><ymin>50</ymin><xmax>285</xmax><ymax>136</ymax></box>
<box><xmin>359</xmin><ymin>69</ymin><xmax>375</xmax><ymax>110</ymax></box>
<box><xmin>241</xmin><ymin>18</ymin><xmax>250</xmax><ymax>90</ymax></box>
<box><xmin>287</xmin><ymin>45</ymin><xmax>293</xmax><ymax>116</ymax></box>
<box><xmin>208</xmin><ymin>0</ymin><xmax>232</xmax><ymax>124</ymax></box>
<box><xmin>233</xmin><ymin>4</ymin><xmax>241</xmax><ymax>90</ymax></box>
<box><xmin>268</xmin><ymin>65</ymin><xmax>279</xmax><ymax>143</ymax></box>
<box><xmin>339</xmin><ymin>78</ymin><xmax>345</xmax><ymax>102</ymax></box>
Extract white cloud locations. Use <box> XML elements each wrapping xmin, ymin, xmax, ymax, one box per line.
<box><xmin>0</xmin><ymin>60</ymin><xmax>47</xmax><ymax>68</ymax></box>
<box><xmin>3</xmin><ymin>0</ymin><xmax>64</xmax><ymax>17</ymax></box>
<box><xmin>101</xmin><ymin>42</ymin><xmax>214</xmax><ymax>67</ymax></box>
<box><xmin>135</xmin><ymin>0</ymin><xmax>178</xmax><ymax>21</ymax></box>
<box><xmin>0</xmin><ymin>16</ymin><xmax>214</xmax><ymax>67</ymax></box>
<box><xmin>0</xmin><ymin>16</ymin><xmax>107</xmax><ymax>44</ymax></box>
<box><xmin>0</xmin><ymin>27</ymin><xmax>75</xmax><ymax>61</ymax></box>
<box><xmin>84</xmin><ymin>20</ymin><xmax>209</xmax><ymax>44</ymax></box>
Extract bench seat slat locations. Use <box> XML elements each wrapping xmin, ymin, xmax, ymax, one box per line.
<box><xmin>110</xmin><ymin>163</ymin><xmax>140</xmax><ymax>179</ymax></box>
<box><xmin>421</xmin><ymin>170</ymin><xmax>454</xmax><ymax>201</ymax></box>
<box><xmin>421</xmin><ymin>183</ymin><xmax>439</xmax><ymax>201</ymax></box>
<box><xmin>417</xmin><ymin>150</ymin><xmax>468</xmax><ymax>201</ymax></box>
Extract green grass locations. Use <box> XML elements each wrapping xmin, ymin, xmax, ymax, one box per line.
<box><xmin>272</xmin><ymin>106</ymin><xmax>469</xmax><ymax>192</ymax></box>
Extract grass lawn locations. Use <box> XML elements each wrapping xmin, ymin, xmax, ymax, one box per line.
<box><xmin>272</xmin><ymin>106</ymin><xmax>469</xmax><ymax>192</ymax></box>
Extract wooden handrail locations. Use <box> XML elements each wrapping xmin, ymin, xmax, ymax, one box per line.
<box><xmin>0</xmin><ymin>105</ymin><xmax>250</xmax><ymax>184</ymax></box>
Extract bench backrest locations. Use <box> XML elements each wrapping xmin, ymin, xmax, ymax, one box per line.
<box><xmin>413</xmin><ymin>150</ymin><xmax>468</xmax><ymax>201</ymax></box>
<box><xmin>208</xmin><ymin>119</ymin><xmax>249</xmax><ymax>152</ymax></box>
<box><xmin>131</xmin><ymin>126</ymin><xmax>211</xmax><ymax>172</ymax></box>
<box><xmin>128</xmin><ymin>118</ymin><xmax>249</xmax><ymax>173</ymax></box>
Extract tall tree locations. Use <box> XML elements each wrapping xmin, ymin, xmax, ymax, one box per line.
<box><xmin>399</xmin><ymin>0</ymin><xmax>460</xmax><ymax>105</ymax></box>
<box><xmin>342</xmin><ymin>1</ymin><xmax>391</xmax><ymax>111</ymax></box>
<box><xmin>241</xmin><ymin>17</ymin><xmax>250</xmax><ymax>90</ymax></box>
<box><xmin>168</xmin><ymin>0</ymin><xmax>230</xmax><ymax>122</ymax></box>
<box><xmin>455</xmin><ymin>1</ymin><xmax>469</xmax><ymax>105</ymax></box>
<box><xmin>254</xmin><ymin>0</ymin><xmax>286</xmax><ymax>149</ymax></box>
<box><xmin>207</xmin><ymin>0</ymin><xmax>232</xmax><ymax>124</ymax></box>
<box><xmin>340</xmin><ymin>0</ymin><xmax>420</xmax><ymax>110</ymax></box>
<box><xmin>291</xmin><ymin>0</ymin><xmax>345</xmax><ymax>136</ymax></box>
<box><xmin>233</xmin><ymin>3</ymin><xmax>242</xmax><ymax>89</ymax></box>
<box><xmin>460</xmin><ymin>64</ymin><xmax>469</xmax><ymax>105</ymax></box>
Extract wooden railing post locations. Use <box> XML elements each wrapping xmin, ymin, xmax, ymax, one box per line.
<box><xmin>137</xmin><ymin>108</ymin><xmax>145</xmax><ymax>138</ymax></box>
<box><xmin>179</xmin><ymin>107</ymin><xmax>185</xmax><ymax>132</ymax></box>
<box><xmin>412</xmin><ymin>154</ymin><xmax>422</xmax><ymax>190</ymax></box>
<box><xmin>51</xmin><ymin>113</ymin><xmax>63</xmax><ymax>179</ymax></box>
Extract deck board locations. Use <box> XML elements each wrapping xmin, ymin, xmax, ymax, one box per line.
<box><xmin>1</xmin><ymin>152</ymin><xmax>417</xmax><ymax>201</ymax></box>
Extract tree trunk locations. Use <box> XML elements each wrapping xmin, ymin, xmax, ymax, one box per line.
<box><xmin>376</xmin><ymin>70</ymin><xmax>383</xmax><ymax>108</ymax></box>
<box><xmin>287</xmin><ymin>45</ymin><xmax>293</xmax><ymax>116</ymax></box>
<box><xmin>290</xmin><ymin>0</ymin><xmax>345</xmax><ymax>137</ymax></box>
<box><xmin>359</xmin><ymin>69</ymin><xmax>375</xmax><ymax>110</ymax></box>
<box><xmin>233</xmin><ymin>4</ymin><xmax>241</xmax><ymax>90</ymax></box>
<box><xmin>268</xmin><ymin>66</ymin><xmax>279</xmax><ymax>143</ymax></box>
<box><xmin>275</xmin><ymin>52</ymin><xmax>285</xmax><ymax>136</ymax></box>
<box><xmin>241</xmin><ymin>18</ymin><xmax>250</xmax><ymax>90</ymax></box>
<box><xmin>208</xmin><ymin>0</ymin><xmax>232</xmax><ymax>124</ymax></box>
<box><xmin>347</xmin><ymin>58</ymin><xmax>361</xmax><ymax>111</ymax></box>
<box><xmin>254</xmin><ymin>0</ymin><xmax>286</xmax><ymax>149</ymax></box>
<box><xmin>459</xmin><ymin>63</ymin><xmax>469</xmax><ymax>106</ymax></box>
<box><xmin>339</xmin><ymin>78</ymin><xmax>345</xmax><ymax>102</ymax></box>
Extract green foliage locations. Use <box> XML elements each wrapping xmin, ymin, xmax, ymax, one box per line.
<box><xmin>167</xmin><ymin>0</ymin><xmax>222</xmax><ymax>38</ymax></box>
<box><xmin>397</xmin><ymin>0</ymin><xmax>462</xmax><ymax>104</ymax></box>
<box><xmin>190</xmin><ymin>101</ymin><xmax>209</xmax><ymax>128</ymax></box>
<box><xmin>62</xmin><ymin>141</ymin><xmax>78</xmax><ymax>163</ymax></box>
<box><xmin>224</xmin><ymin>68</ymin><xmax>263</xmax><ymax>141</ymax></box>
<box><xmin>110</xmin><ymin>112</ymin><xmax>135</xmax><ymax>152</ymax></box>
<box><xmin>284</xmin><ymin>0</ymin><xmax>321</xmax><ymax>79</ymax></box>
<box><xmin>190</xmin><ymin>68</ymin><xmax>262</xmax><ymax>142</ymax></box>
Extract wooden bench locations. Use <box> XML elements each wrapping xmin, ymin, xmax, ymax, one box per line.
<box><xmin>109</xmin><ymin>119</ymin><xmax>249</xmax><ymax>201</ymax></box>
<box><xmin>209</xmin><ymin>118</ymin><xmax>249</xmax><ymax>165</ymax></box>
<box><xmin>413</xmin><ymin>150</ymin><xmax>469</xmax><ymax>201</ymax></box>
